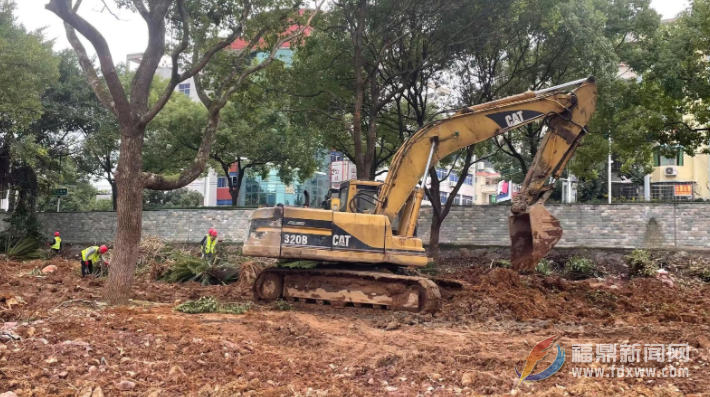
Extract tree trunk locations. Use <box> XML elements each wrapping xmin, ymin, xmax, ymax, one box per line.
<box><xmin>110</xmin><ymin>180</ymin><xmax>117</xmax><ymax>211</ymax></box>
<box><xmin>230</xmin><ymin>169</ymin><xmax>245</xmax><ymax>207</ymax></box>
<box><xmin>104</xmin><ymin>128</ymin><xmax>145</xmax><ymax>304</ymax></box>
<box><xmin>364</xmin><ymin>73</ymin><xmax>380</xmax><ymax>180</ymax></box>
<box><xmin>429</xmin><ymin>218</ymin><xmax>442</xmax><ymax>263</ymax></box>
<box><xmin>351</xmin><ymin>0</ymin><xmax>367</xmax><ymax>179</ymax></box>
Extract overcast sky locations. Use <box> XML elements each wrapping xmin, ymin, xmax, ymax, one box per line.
<box><xmin>16</xmin><ymin>0</ymin><xmax>691</xmax><ymax>68</ymax></box>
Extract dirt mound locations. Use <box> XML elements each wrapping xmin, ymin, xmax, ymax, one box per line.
<box><xmin>439</xmin><ymin>266</ymin><xmax>710</xmax><ymax>325</ymax></box>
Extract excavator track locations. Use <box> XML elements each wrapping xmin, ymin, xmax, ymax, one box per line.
<box><xmin>253</xmin><ymin>267</ymin><xmax>442</xmax><ymax>313</ymax></box>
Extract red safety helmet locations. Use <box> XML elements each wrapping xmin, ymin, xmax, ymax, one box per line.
<box><xmin>99</xmin><ymin>245</ymin><xmax>108</xmax><ymax>253</ymax></box>
<box><xmin>210</xmin><ymin>229</ymin><xmax>218</xmax><ymax>237</ymax></box>
<box><xmin>54</xmin><ymin>232</ymin><xmax>60</xmax><ymax>236</ymax></box>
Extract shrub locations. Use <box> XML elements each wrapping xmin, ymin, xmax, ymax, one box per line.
<box><xmin>536</xmin><ymin>259</ymin><xmax>553</xmax><ymax>276</ymax></box>
<box><xmin>564</xmin><ymin>256</ymin><xmax>599</xmax><ymax>280</ymax></box>
<box><xmin>493</xmin><ymin>259</ymin><xmax>511</xmax><ymax>268</ymax></box>
<box><xmin>626</xmin><ymin>249</ymin><xmax>658</xmax><ymax>278</ymax></box>
<box><xmin>274</xmin><ymin>299</ymin><xmax>293</xmax><ymax>311</ymax></box>
<box><xmin>166</xmin><ymin>254</ymin><xmax>238</xmax><ymax>285</ymax></box>
<box><xmin>697</xmin><ymin>268</ymin><xmax>710</xmax><ymax>283</ymax></box>
<box><xmin>3</xmin><ymin>237</ymin><xmax>42</xmax><ymax>261</ymax></box>
<box><xmin>419</xmin><ymin>261</ymin><xmax>438</xmax><ymax>276</ymax></box>
<box><xmin>174</xmin><ymin>296</ymin><xmax>252</xmax><ymax>314</ymax></box>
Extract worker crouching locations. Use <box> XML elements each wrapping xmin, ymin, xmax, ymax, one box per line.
<box><xmin>201</xmin><ymin>229</ymin><xmax>218</xmax><ymax>262</ymax></box>
<box><xmin>80</xmin><ymin>245</ymin><xmax>109</xmax><ymax>277</ymax></box>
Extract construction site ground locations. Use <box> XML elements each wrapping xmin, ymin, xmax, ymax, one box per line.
<box><xmin>2</xmin><ymin>248</ymin><xmax>710</xmax><ymax>397</ymax></box>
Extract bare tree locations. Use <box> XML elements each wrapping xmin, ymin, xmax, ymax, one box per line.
<box><xmin>46</xmin><ymin>0</ymin><xmax>320</xmax><ymax>303</ymax></box>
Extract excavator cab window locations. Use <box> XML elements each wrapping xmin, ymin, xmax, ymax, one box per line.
<box><xmin>338</xmin><ymin>182</ymin><xmax>349</xmax><ymax>212</ymax></box>
<box><xmin>337</xmin><ymin>181</ymin><xmax>381</xmax><ymax>214</ymax></box>
<box><xmin>349</xmin><ymin>184</ymin><xmax>379</xmax><ymax>214</ymax></box>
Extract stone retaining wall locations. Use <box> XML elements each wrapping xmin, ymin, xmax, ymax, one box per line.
<box><xmin>1</xmin><ymin>203</ymin><xmax>708</xmax><ymax>249</ymax></box>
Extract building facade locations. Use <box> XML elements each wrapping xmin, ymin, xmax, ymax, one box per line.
<box><xmin>650</xmin><ymin>147</ymin><xmax>710</xmax><ymax>200</ymax></box>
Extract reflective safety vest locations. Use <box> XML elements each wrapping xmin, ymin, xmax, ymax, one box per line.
<box><xmin>51</xmin><ymin>237</ymin><xmax>61</xmax><ymax>250</ymax></box>
<box><xmin>81</xmin><ymin>246</ymin><xmax>101</xmax><ymax>262</ymax></box>
<box><xmin>203</xmin><ymin>235</ymin><xmax>217</xmax><ymax>254</ymax></box>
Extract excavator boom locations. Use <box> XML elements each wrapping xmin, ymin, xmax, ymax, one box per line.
<box><xmin>374</xmin><ymin>76</ymin><xmax>597</xmax><ymax>271</ymax></box>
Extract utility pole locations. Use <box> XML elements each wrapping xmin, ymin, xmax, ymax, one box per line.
<box><xmin>608</xmin><ymin>137</ymin><xmax>612</xmax><ymax>204</ymax></box>
<box><xmin>472</xmin><ymin>155</ymin><xmax>477</xmax><ymax>204</ymax></box>
<box><xmin>644</xmin><ymin>174</ymin><xmax>651</xmax><ymax>201</ymax></box>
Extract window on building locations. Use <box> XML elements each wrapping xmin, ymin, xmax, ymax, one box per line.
<box><xmin>440</xmin><ymin>192</ymin><xmax>449</xmax><ymax>204</ymax></box>
<box><xmin>436</xmin><ymin>168</ymin><xmax>447</xmax><ymax>180</ymax></box>
<box><xmin>462</xmin><ymin>195</ymin><xmax>473</xmax><ymax>205</ymax></box>
<box><xmin>454</xmin><ymin>195</ymin><xmax>461</xmax><ymax>205</ymax></box>
<box><xmin>653</xmin><ymin>147</ymin><xmax>684</xmax><ymax>166</ymax></box>
<box><xmin>464</xmin><ymin>174</ymin><xmax>473</xmax><ymax>185</ymax></box>
<box><xmin>450</xmin><ymin>173</ymin><xmax>459</xmax><ymax>183</ymax></box>
<box><xmin>230</xmin><ymin>176</ymin><xmax>239</xmax><ymax>186</ymax></box>
<box><xmin>217</xmin><ymin>177</ymin><xmax>227</xmax><ymax>188</ymax></box>
<box><xmin>178</xmin><ymin>83</ymin><xmax>191</xmax><ymax>96</ymax></box>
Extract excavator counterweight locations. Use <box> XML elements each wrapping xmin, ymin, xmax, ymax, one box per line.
<box><xmin>243</xmin><ymin>77</ymin><xmax>598</xmax><ymax>312</ymax></box>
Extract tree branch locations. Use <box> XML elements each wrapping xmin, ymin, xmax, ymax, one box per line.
<box><xmin>141</xmin><ymin>4</ymin><xmax>324</xmax><ymax>190</ymax></box>
<box><xmin>47</xmin><ymin>0</ymin><xmax>129</xmax><ymax>120</ymax></box>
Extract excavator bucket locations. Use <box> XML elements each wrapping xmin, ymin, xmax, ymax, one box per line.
<box><xmin>509</xmin><ymin>205</ymin><xmax>563</xmax><ymax>272</ymax></box>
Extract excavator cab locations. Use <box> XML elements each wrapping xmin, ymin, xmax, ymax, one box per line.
<box><xmin>334</xmin><ymin>180</ymin><xmax>383</xmax><ymax>214</ymax></box>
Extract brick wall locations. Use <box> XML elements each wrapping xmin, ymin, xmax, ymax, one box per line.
<box><xmin>1</xmin><ymin>203</ymin><xmax>708</xmax><ymax>249</ymax></box>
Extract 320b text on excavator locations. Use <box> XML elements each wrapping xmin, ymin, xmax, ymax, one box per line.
<box><xmin>243</xmin><ymin>76</ymin><xmax>598</xmax><ymax>313</ymax></box>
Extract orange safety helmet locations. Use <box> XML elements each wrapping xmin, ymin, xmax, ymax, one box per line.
<box><xmin>54</xmin><ymin>232</ymin><xmax>60</xmax><ymax>236</ymax></box>
<box><xmin>99</xmin><ymin>245</ymin><xmax>108</xmax><ymax>253</ymax></box>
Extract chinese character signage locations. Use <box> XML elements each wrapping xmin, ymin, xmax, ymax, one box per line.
<box><xmin>674</xmin><ymin>184</ymin><xmax>692</xmax><ymax>197</ymax></box>
<box><xmin>330</xmin><ymin>161</ymin><xmax>357</xmax><ymax>184</ymax></box>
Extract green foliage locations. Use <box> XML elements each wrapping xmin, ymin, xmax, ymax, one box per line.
<box><xmin>91</xmin><ymin>199</ymin><xmax>114</xmax><ymax>212</ymax></box>
<box><xmin>174</xmin><ymin>296</ymin><xmax>252</xmax><ymax>315</ymax></box>
<box><xmin>274</xmin><ymin>299</ymin><xmax>293</xmax><ymax>311</ymax></box>
<box><xmin>697</xmin><ymin>268</ymin><xmax>710</xmax><ymax>283</ymax></box>
<box><xmin>174</xmin><ymin>296</ymin><xmax>219</xmax><ymax>314</ymax></box>
<box><xmin>626</xmin><ymin>249</ymin><xmax>658</xmax><ymax>278</ymax></box>
<box><xmin>0</xmin><ymin>0</ymin><xmax>59</xmax><ymax>130</ymax></box>
<box><xmin>419</xmin><ymin>262</ymin><xmax>438</xmax><ymax>276</ymax></box>
<box><xmin>2</xmin><ymin>206</ymin><xmax>43</xmax><ymax>243</ymax></box>
<box><xmin>536</xmin><ymin>259</ymin><xmax>553</xmax><ymax>276</ymax></box>
<box><xmin>277</xmin><ymin>259</ymin><xmax>319</xmax><ymax>269</ymax></box>
<box><xmin>3</xmin><ymin>237</ymin><xmax>42</xmax><ymax>261</ymax></box>
<box><xmin>564</xmin><ymin>256</ymin><xmax>600</xmax><ymax>280</ymax></box>
<box><xmin>166</xmin><ymin>254</ymin><xmax>238</xmax><ymax>285</ymax></box>
<box><xmin>151</xmin><ymin>64</ymin><xmax>324</xmax><ymax>206</ymax></box>
<box><xmin>493</xmin><ymin>259</ymin><xmax>511</xmax><ymax>269</ymax></box>
<box><xmin>143</xmin><ymin>188</ymin><xmax>204</xmax><ymax>209</ymax></box>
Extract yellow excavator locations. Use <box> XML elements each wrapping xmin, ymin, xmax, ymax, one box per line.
<box><xmin>243</xmin><ymin>76</ymin><xmax>597</xmax><ymax>313</ymax></box>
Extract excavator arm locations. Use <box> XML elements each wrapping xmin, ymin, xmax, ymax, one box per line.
<box><xmin>374</xmin><ymin>76</ymin><xmax>597</xmax><ymax>271</ymax></box>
